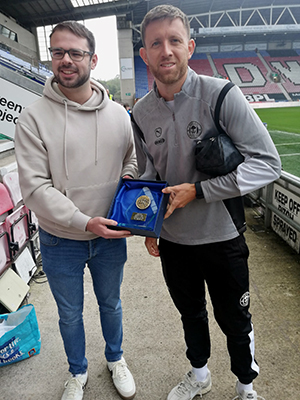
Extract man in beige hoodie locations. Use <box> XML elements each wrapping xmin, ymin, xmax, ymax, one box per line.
<box><xmin>15</xmin><ymin>21</ymin><xmax>137</xmax><ymax>400</ymax></box>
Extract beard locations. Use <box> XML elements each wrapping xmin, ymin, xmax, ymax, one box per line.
<box><xmin>54</xmin><ymin>67</ymin><xmax>91</xmax><ymax>89</ymax></box>
<box><xmin>148</xmin><ymin>59</ymin><xmax>188</xmax><ymax>86</ymax></box>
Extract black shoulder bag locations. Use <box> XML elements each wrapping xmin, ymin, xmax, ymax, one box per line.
<box><xmin>195</xmin><ymin>82</ymin><xmax>246</xmax><ymax>234</ymax></box>
<box><xmin>195</xmin><ymin>82</ymin><xmax>244</xmax><ymax>177</ymax></box>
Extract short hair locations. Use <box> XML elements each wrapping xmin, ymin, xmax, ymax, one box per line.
<box><xmin>50</xmin><ymin>21</ymin><xmax>95</xmax><ymax>54</ymax></box>
<box><xmin>140</xmin><ymin>4</ymin><xmax>190</xmax><ymax>47</ymax></box>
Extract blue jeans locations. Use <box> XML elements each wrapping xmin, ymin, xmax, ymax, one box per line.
<box><xmin>39</xmin><ymin>227</ymin><xmax>126</xmax><ymax>375</ymax></box>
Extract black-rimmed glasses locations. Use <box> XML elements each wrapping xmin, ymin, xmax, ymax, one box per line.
<box><xmin>48</xmin><ymin>47</ymin><xmax>93</xmax><ymax>61</ymax></box>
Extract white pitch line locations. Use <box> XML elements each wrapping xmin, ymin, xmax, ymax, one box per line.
<box><xmin>276</xmin><ymin>143</ymin><xmax>300</xmax><ymax>146</ymax></box>
<box><xmin>271</xmin><ymin>130</ymin><xmax>300</xmax><ymax>138</ymax></box>
<box><xmin>279</xmin><ymin>153</ymin><xmax>300</xmax><ymax>157</ymax></box>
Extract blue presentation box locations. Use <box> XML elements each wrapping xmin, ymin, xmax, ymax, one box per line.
<box><xmin>107</xmin><ymin>178</ymin><xmax>169</xmax><ymax>238</ymax></box>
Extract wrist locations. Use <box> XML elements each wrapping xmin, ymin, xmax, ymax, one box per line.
<box><xmin>122</xmin><ymin>174</ymin><xmax>134</xmax><ymax>179</ymax></box>
<box><xmin>195</xmin><ymin>181</ymin><xmax>204</xmax><ymax>199</ymax></box>
<box><xmin>85</xmin><ymin>218</ymin><xmax>92</xmax><ymax>232</ymax></box>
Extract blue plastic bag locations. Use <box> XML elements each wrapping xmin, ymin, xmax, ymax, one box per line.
<box><xmin>0</xmin><ymin>304</ymin><xmax>41</xmax><ymax>366</ymax></box>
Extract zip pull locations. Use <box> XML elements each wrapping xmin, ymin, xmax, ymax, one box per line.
<box><xmin>196</xmin><ymin>136</ymin><xmax>216</xmax><ymax>145</ymax></box>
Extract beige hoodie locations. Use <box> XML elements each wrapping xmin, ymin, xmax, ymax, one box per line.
<box><xmin>15</xmin><ymin>76</ymin><xmax>137</xmax><ymax>240</ymax></box>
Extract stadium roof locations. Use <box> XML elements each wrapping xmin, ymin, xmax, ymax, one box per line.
<box><xmin>0</xmin><ymin>0</ymin><xmax>300</xmax><ymax>31</ymax></box>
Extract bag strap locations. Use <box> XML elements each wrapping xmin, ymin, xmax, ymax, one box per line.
<box><xmin>214</xmin><ymin>81</ymin><xmax>235</xmax><ymax>135</ymax></box>
<box><xmin>131</xmin><ymin>113</ymin><xmax>146</xmax><ymax>142</ymax></box>
<box><xmin>214</xmin><ymin>82</ymin><xmax>246</xmax><ymax>234</ymax></box>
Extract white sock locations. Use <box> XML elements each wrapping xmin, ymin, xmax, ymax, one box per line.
<box><xmin>75</xmin><ymin>371</ymin><xmax>87</xmax><ymax>378</ymax></box>
<box><xmin>192</xmin><ymin>364</ymin><xmax>208</xmax><ymax>382</ymax></box>
<box><xmin>238</xmin><ymin>381</ymin><xmax>253</xmax><ymax>393</ymax></box>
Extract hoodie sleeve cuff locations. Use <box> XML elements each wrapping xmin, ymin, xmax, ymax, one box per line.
<box><xmin>71</xmin><ymin>210</ymin><xmax>91</xmax><ymax>232</ymax></box>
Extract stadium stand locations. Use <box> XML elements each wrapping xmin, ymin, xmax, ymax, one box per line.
<box><xmin>211</xmin><ymin>51</ymin><xmax>284</xmax><ymax>95</ymax></box>
<box><xmin>0</xmin><ymin>46</ymin><xmax>51</xmax><ymax>85</ymax></box>
<box><xmin>261</xmin><ymin>50</ymin><xmax>300</xmax><ymax>98</ymax></box>
<box><xmin>135</xmin><ymin>49</ymin><xmax>300</xmax><ymax>101</ymax></box>
<box><xmin>188</xmin><ymin>53</ymin><xmax>214</xmax><ymax>76</ymax></box>
<box><xmin>133</xmin><ymin>56</ymin><xmax>149</xmax><ymax>100</ymax></box>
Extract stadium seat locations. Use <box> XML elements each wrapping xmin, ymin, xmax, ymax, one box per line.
<box><xmin>5</xmin><ymin>205</ymin><xmax>30</xmax><ymax>258</ymax></box>
<box><xmin>0</xmin><ymin>230</ymin><xmax>12</xmax><ymax>276</ymax></box>
<box><xmin>0</xmin><ymin>182</ymin><xmax>14</xmax><ymax>216</ymax></box>
<box><xmin>3</xmin><ymin>171</ymin><xmax>23</xmax><ymax>207</ymax></box>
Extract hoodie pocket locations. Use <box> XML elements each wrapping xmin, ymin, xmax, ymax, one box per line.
<box><xmin>66</xmin><ymin>180</ymin><xmax>119</xmax><ymax>218</ymax></box>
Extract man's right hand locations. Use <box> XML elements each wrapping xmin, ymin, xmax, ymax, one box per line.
<box><xmin>86</xmin><ymin>217</ymin><xmax>132</xmax><ymax>239</ymax></box>
<box><xmin>145</xmin><ymin>237</ymin><xmax>160</xmax><ymax>257</ymax></box>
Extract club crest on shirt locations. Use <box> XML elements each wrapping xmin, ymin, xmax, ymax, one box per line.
<box><xmin>187</xmin><ymin>121</ymin><xmax>202</xmax><ymax>139</ymax></box>
<box><xmin>155</xmin><ymin>127</ymin><xmax>162</xmax><ymax>138</ymax></box>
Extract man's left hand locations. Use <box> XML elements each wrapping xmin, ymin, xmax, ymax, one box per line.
<box><xmin>162</xmin><ymin>183</ymin><xmax>196</xmax><ymax>219</ymax></box>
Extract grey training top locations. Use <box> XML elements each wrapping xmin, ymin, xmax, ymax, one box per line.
<box><xmin>133</xmin><ymin>68</ymin><xmax>281</xmax><ymax>245</ymax></box>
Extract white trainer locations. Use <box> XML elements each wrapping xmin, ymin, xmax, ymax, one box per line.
<box><xmin>107</xmin><ymin>356</ymin><xmax>136</xmax><ymax>399</ymax></box>
<box><xmin>232</xmin><ymin>381</ymin><xmax>265</xmax><ymax>400</ymax></box>
<box><xmin>167</xmin><ymin>370</ymin><xmax>212</xmax><ymax>400</ymax></box>
<box><xmin>61</xmin><ymin>371</ymin><xmax>88</xmax><ymax>400</ymax></box>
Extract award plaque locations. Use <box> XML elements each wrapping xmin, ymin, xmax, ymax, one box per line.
<box><xmin>107</xmin><ymin>178</ymin><xmax>169</xmax><ymax>238</ymax></box>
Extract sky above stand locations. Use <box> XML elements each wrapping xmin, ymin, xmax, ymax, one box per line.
<box><xmin>85</xmin><ymin>16</ymin><xmax>120</xmax><ymax>81</ymax></box>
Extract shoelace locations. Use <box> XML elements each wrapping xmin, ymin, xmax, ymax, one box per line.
<box><xmin>175</xmin><ymin>381</ymin><xmax>190</xmax><ymax>395</ymax></box>
<box><xmin>64</xmin><ymin>377</ymin><xmax>83</xmax><ymax>399</ymax></box>
<box><xmin>114</xmin><ymin>363</ymin><xmax>129</xmax><ymax>381</ymax></box>
<box><xmin>175</xmin><ymin>374</ymin><xmax>203</xmax><ymax>396</ymax></box>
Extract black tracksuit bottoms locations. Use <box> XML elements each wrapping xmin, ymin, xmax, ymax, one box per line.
<box><xmin>159</xmin><ymin>234</ymin><xmax>259</xmax><ymax>384</ymax></box>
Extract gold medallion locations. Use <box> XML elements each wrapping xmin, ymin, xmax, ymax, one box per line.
<box><xmin>136</xmin><ymin>195</ymin><xmax>151</xmax><ymax>210</ymax></box>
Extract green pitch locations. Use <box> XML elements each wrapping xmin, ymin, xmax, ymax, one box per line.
<box><xmin>255</xmin><ymin>107</ymin><xmax>300</xmax><ymax>134</ymax></box>
<box><xmin>254</xmin><ymin>106</ymin><xmax>300</xmax><ymax>178</ymax></box>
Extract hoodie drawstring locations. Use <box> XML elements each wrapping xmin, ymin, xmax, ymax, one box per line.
<box><xmin>63</xmin><ymin>100</ymin><xmax>69</xmax><ymax>179</ymax></box>
<box><xmin>95</xmin><ymin>109</ymin><xmax>99</xmax><ymax>165</ymax></box>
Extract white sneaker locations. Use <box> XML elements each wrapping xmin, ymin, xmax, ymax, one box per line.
<box><xmin>107</xmin><ymin>356</ymin><xmax>136</xmax><ymax>399</ymax></box>
<box><xmin>167</xmin><ymin>370</ymin><xmax>212</xmax><ymax>400</ymax></box>
<box><xmin>232</xmin><ymin>381</ymin><xmax>265</xmax><ymax>400</ymax></box>
<box><xmin>61</xmin><ymin>372</ymin><xmax>88</xmax><ymax>400</ymax></box>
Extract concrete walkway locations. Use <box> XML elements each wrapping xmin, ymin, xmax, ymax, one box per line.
<box><xmin>1</xmin><ymin>206</ymin><xmax>299</xmax><ymax>400</ymax></box>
